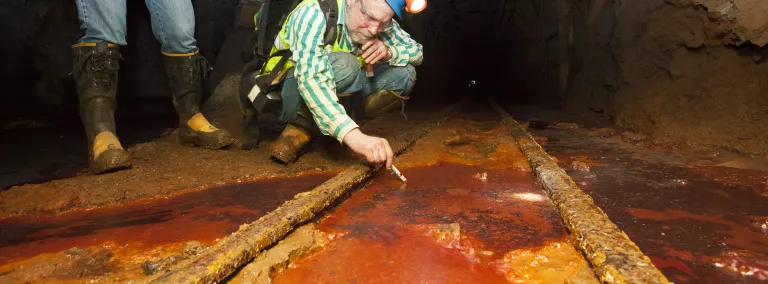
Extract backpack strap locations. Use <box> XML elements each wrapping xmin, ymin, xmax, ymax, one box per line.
<box><xmin>241</xmin><ymin>0</ymin><xmax>342</xmax><ymax>113</ymax></box>
<box><xmin>255</xmin><ymin>0</ymin><xmax>271</xmax><ymax>60</ymax></box>
<box><xmin>260</xmin><ymin>0</ymin><xmax>335</xmax><ymax>88</ymax></box>
<box><xmin>317</xmin><ymin>0</ymin><xmax>339</xmax><ymax>47</ymax></box>
<box><xmin>252</xmin><ymin>0</ymin><xmax>301</xmax><ymax>62</ymax></box>
<box><xmin>257</xmin><ymin>49</ymin><xmax>292</xmax><ymax>93</ymax></box>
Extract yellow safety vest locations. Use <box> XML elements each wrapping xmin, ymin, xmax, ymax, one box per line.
<box><xmin>259</xmin><ymin>0</ymin><xmax>365</xmax><ymax>75</ymax></box>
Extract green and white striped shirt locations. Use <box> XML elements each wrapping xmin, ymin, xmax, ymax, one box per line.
<box><xmin>280</xmin><ymin>0</ymin><xmax>423</xmax><ymax>142</ymax></box>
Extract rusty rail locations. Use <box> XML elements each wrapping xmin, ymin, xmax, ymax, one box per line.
<box><xmin>490</xmin><ymin>101</ymin><xmax>671</xmax><ymax>284</ymax></box>
<box><xmin>146</xmin><ymin>105</ymin><xmax>459</xmax><ymax>283</ymax></box>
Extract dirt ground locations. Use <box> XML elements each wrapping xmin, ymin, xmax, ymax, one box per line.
<box><xmin>0</xmin><ymin>92</ymin><xmax>451</xmax><ymax>218</ymax></box>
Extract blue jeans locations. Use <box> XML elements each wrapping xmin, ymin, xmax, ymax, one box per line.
<box><xmin>280</xmin><ymin>52</ymin><xmax>417</xmax><ymax>122</ymax></box>
<box><xmin>75</xmin><ymin>0</ymin><xmax>197</xmax><ymax>54</ymax></box>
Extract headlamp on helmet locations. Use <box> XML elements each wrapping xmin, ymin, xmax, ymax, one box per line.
<box><xmin>385</xmin><ymin>0</ymin><xmax>427</xmax><ymax>19</ymax></box>
<box><xmin>406</xmin><ymin>0</ymin><xmax>426</xmax><ymax>13</ymax></box>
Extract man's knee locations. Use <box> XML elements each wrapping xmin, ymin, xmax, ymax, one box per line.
<box><xmin>403</xmin><ymin>64</ymin><xmax>417</xmax><ymax>95</ymax></box>
<box><xmin>329</xmin><ymin>52</ymin><xmax>361</xmax><ymax>91</ymax></box>
<box><xmin>388</xmin><ymin>64</ymin><xmax>416</xmax><ymax>96</ymax></box>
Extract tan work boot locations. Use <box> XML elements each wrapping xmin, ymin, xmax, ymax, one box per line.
<box><xmin>177</xmin><ymin>113</ymin><xmax>235</xmax><ymax>149</ymax></box>
<box><xmin>269</xmin><ymin>124</ymin><xmax>313</xmax><ymax>164</ymax></box>
<box><xmin>269</xmin><ymin>103</ymin><xmax>319</xmax><ymax>164</ymax></box>
<box><xmin>90</xmin><ymin>132</ymin><xmax>131</xmax><ymax>174</ymax></box>
<box><xmin>72</xmin><ymin>42</ymin><xmax>131</xmax><ymax>174</ymax></box>
<box><xmin>163</xmin><ymin>51</ymin><xmax>234</xmax><ymax>149</ymax></box>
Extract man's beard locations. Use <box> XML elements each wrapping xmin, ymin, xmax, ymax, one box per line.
<box><xmin>349</xmin><ymin>29</ymin><xmax>373</xmax><ymax>45</ymax></box>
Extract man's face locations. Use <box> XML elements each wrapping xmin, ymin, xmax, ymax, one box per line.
<box><xmin>345</xmin><ymin>0</ymin><xmax>395</xmax><ymax>44</ymax></box>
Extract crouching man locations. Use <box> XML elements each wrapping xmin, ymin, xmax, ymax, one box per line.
<box><xmin>243</xmin><ymin>0</ymin><xmax>425</xmax><ymax>169</ymax></box>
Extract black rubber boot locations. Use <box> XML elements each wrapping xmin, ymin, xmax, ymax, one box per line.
<box><xmin>239</xmin><ymin>77</ymin><xmax>260</xmax><ymax>150</ymax></box>
<box><xmin>163</xmin><ymin>53</ymin><xmax>234</xmax><ymax>149</ymax></box>
<box><xmin>241</xmin><ymin>108</ymin><xmax>261</xmax><ymax>150</ymax></box>
<box><xmin>72</xmin><ymin>42</ymin><xmax>131</xmax><ymax>174</ymax></box>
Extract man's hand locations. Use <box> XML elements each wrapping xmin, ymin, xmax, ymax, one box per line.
<box><xmin>360</xmin><ymin>39</ymin><xmax>389</xmax><ymax>64</ymax></box>
<box><xmin>342</xmin><ymin>128</ymin><xmax>394</xmax><ymax>169</ymax></box>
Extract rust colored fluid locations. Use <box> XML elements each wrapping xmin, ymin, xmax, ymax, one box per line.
<box><xmin>274</xmin><ymin>162</ymin><xmax>573</xmax><ymax>283</ymax></box>
<box><xmin>0</xmin><ymin>173</ymin><xmax>332</xmax><ymax>266</ymax></box>
<box><xmin>520</xmin><ymin>117</ymin><xmax>768</xmax><ymax>283</ymax></box>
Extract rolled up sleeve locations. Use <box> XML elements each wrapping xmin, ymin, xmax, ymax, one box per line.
<box><xmin>381</xmin><ymin>21</ymin><xmax>423</xmax><ymax>67</ymax></box>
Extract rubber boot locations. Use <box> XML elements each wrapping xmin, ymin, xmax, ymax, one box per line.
<box><xmin>163</xmin><ymin>52</ymin><xmax>234</xmax><ymax>149</ymax></box>
<box><xmin>239</xmin><ymin>74</ymin><xmax>260</xmax><ymax>150</ymax></box>
<box><xmin>357</xmin><ymin>90</ymin><xmax>409</xmax><ymax>124</ymax></box>
<box><xmin>72</xmin><ymin>42</ymin><xmax>131</xmax><ymax>174</ymax></box>
<box><xmin>269</xmin><ymin>105</ymin><xmax>317</xmax><ymax>164</ymax></box>
<box><xmin>241</xmin><ymin>108</ymin><xmax>261</xmax><ymax>150</ymax></box>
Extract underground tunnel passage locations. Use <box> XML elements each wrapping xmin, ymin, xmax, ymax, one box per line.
<box><xmin>0</xmin><ymin>0</ymin><xmax>767</xmax><ymax>283</ymax></box>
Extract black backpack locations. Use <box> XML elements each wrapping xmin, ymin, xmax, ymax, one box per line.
<box><xmin>240</xmin><ymin>0</ymin><xmax>339</xmax><ymax>112</ymax></box>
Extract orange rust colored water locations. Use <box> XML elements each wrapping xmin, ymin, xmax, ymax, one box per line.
<box><xmin>275</xmin><ymin>231</ymin><xmax>510</xmax><ymax>283</ymax></box>
<box><xmin>627</xmin><ymin>208</ymin><xmax>768</xmax><ymax>254</ymax></box>
<box><xmin>649</xmin><ymin>256</ymin><xmax>695</xmax><ymax>276</ymax></box>
<box><xmin>0</xmin><ymin>172</ymin><xmax>333</xmax><ymax>266</ymax></box>
<box><xmin>273</xmin><ymin>162</ymin><xmax>575</xmax><ymax>283</ymax></box>
<box><xmin>693</xmin><ymin>166</ymin><xmax>768</xmax><ymax>189</ymax></box>
<box><xmin>714</xmin><ymin>250</ymin><xmax>768</xmax><ymax>280</ymax></box>
<box><xmin>496</xmin><ymin>242</ymin><xmax>590</xmax><ymax>283</ymax></box>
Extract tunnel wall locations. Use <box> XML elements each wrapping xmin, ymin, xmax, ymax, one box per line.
<box><xmin>505</xmin><ymin>0</ymin><xmax>768</xmax><ymax>158</ymax></box>
<box><xmin>568</xmin><ymin>0</ymin><xmax>768</xmax><ymax>158</ymax></box>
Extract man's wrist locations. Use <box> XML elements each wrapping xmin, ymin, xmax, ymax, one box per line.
<box><xmin>341</xmin><ymin>128</ymin><xmax>361</xmax><ymax>145</ymax></box>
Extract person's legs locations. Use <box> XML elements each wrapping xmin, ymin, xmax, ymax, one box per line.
<box><xmin>143</xmin><ymin>0</ymin><xmax>197</xmax><ymax>54</ymax></box>
<box><xmin>73</xmin><ymin>0</ymin><xmax>131</xmax><ymax>174</ymax></box>
<box><xmin>279</xmin><ymin>52</ymin><xmax>366</xmax><ymax>123</ymax></box>
<box><xmin>270</xmin><ymin>52</ymin><xmax>365</xmax><ymax>163</ymax></box>
<box><xmin>146</xmin><ymin>0</ymin><xmax>234</xmax><ymax>149</ymax></box>
<box><xmin>76</xmin><ymin>0</ymin><xmax>128</xmax><ymax>46</ymax></box>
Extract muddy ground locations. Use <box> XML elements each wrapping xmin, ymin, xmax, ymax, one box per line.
<box><xmin>0</xmin><ymin>94</ymin><xmax>451</xmax><ymax>218</ymax></box>
<box><xmin>0</xmin><ymin>102</ymin><xmax>601</xmax><ymax>283</ymax></box>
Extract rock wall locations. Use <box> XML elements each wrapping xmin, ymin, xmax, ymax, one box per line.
<box><xmin>564</xmin><ymin>0</ymin><xmax>768</xmax><ymax>157</ymax></box>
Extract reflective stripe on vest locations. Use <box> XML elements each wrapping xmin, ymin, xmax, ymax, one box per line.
<box><xmin>262</xmin><ymin>0</ymin><xmax>364</xmax><ymax>75</ymax></box>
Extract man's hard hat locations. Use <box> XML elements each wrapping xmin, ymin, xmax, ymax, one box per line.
<box><xmin>385</xmin><ymin>0</ymin><xmax>427</xmax><ymax>19</ymax></box>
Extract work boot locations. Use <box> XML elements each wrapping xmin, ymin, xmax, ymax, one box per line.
<box><xmin>269</xmin><ymin>105</ymin><xmax>317</xmax><ymax>164</ymax></box>
<box><xmin>269</xmin><ymin>124</ymin><xmax>313</xmax><ymax>164</ymax></box>
<box><xmin>72</xmin><ymin>42</ymin><xmax>131</xmax><ymax>174</ymax></box>
<box><xmin>163</xmin><ymin>52</ymin><xmax>234</xmax><ymax>149</ymax></box>
<box><xmin>357</xmin><ymin>90</ymin><xmax>409</xmax><ymax>124</ymax></box>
